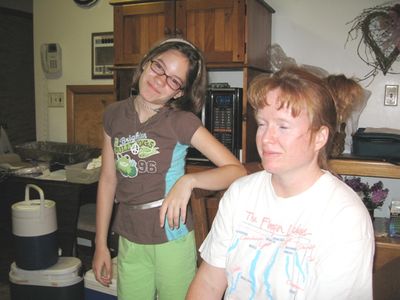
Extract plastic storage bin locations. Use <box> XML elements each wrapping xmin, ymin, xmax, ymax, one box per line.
<box><xmin>65</xmin><ymin>161</ymin><xmax>100</xmax><ymax>184</ymax></box>
<box><xmin>9</xmin><ymin>257</ymin><xmax>84</xmax><ymax>300</ymax></box>
<box><xmin>84</xmin><ymin>257</ymin><xmax>117</xmax><ymax>300</ymax></box>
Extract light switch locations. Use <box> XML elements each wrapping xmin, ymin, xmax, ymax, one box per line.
<box><xmin>48</xmin><ymin>92</ymin><xmax>64</xmax><ymax>107</ymax></box>
<box><xmin>384</xmin><ymin>85</ymin><xmax>398</xmax><ymax>106</ymax></box>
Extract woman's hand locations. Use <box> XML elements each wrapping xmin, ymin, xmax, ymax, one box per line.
<box><xmin>159</xmin><ymin>174</ymin><xmax>195</xmax><ymax>229</ymax></box>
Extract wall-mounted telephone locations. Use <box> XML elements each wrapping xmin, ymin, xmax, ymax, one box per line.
<box><xmin>41</xmin><ymin>43</ymin><xmax>62</xmax><ymax>74</ymax></box>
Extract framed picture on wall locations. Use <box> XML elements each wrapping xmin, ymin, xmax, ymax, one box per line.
<box><xmin>91</xmin><ymin>32</ymin><xmax>114</xmax><ymax>79</ymax></box>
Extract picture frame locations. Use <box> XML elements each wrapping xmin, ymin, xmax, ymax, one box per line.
<box><xmin>91</xmin><ymin>32</ymin><xmax>114</xmax><ymax>79</ymax></box>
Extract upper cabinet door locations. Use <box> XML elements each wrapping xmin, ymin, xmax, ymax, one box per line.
<box><xmin>177</xmin><ymin>0</ymin><xmax>246</xmax><ymax>67</ymax></box>
<box><xmin>113</xmin><ymin>0</ymin><xmax>273</xmax><ymax>69</ymax></box>
<box><xmin>114</xmin><ymin>1</ymin><xmax>175</xmax><ymax>65</ymax></box>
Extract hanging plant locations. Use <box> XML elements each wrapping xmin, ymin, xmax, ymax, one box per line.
<box><xmin>346</xmin><ymin>2</ymin><xmax>400</xmax><ymax>81</ymax></box>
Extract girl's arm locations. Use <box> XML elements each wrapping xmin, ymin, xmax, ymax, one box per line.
<box><xmin>160</xmin><ymin>126</ymin><xmax>247</xmax><ymax>228</ymax></box>
<box><xmin>92</xmin><ymin>132</ymin><xmax>117</xmax><ymax>286</ymax></box>
<box><xmin>188</xmin><ymin>126</ymin><xmax>247</xmax><ymax>189</ymax></box>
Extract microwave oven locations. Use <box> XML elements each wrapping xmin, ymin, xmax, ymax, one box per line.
<box><xmin>187</xmin><ymin>87</ymin><xmax>243</xmax><ymax>164</ymax></box>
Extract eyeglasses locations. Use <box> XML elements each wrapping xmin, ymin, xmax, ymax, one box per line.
<box><xmin>149</xmin><ymin>60</ymin><xmax>184</xmax><ymax>91</ymax></box>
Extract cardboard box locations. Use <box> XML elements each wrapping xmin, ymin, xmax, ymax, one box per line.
<box><xmin>65</xmin><ymin>161</ymin><xmax>100</xmax><ymax>184</ymax></box>
<box><xmin>84</xmin><ymin>257</ymin><xmax>117</xmax><ymax>300</ymax></box>
<box><xmin>9</xmin><ymin>257</ymin><xmax>84</xmax><ymax>300</ymax></box>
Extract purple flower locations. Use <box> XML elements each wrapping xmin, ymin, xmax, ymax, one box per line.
<box><xmin>370</xmin><ymin>181</ymin><xmax>383</xmax><ymax>192</ymax></box>
<box><xmin>371</xmin><ymin>188</ymin><xmax>389</xmax><ymax>205</ymax></box>
<box><xmin>343</xmin><ymin>177</ymin><xmax>389</xmax><ymax>209</ymax></box>
<box><xmin>344</xmin><ymin>177</ymin><xmax>369</xmax><ymax>193</ymax></box>
<box><xmin>344</xmin><ymin>177</ymin><xmax>364</xmax><ymax>192</ymax></box>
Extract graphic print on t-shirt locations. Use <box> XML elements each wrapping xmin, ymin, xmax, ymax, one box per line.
<box><xmin>114</xmin><ymin>132</ymin><xmax>160</xmax><ymax>178</ymax></box>
<box><xmin>226</xmin><ymin>210</ymin><xmax>316</xmax><ymax>299</ymax></box>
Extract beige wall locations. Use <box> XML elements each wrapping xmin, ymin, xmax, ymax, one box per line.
<box><xmin>33</xmin><ymin>0</ymin><xmax>113</xmax><ymax>141</ymax></box>
<box><xmin>267</xmin><ymin>0</ymin><xmax>399</xmax><ymax>133</ymax></box>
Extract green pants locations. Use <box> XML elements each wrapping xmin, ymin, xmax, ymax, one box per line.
<box><xmin>117</xmin><ymin>231</ymin><xmax>197</xmax><ymax>300</ymax></box>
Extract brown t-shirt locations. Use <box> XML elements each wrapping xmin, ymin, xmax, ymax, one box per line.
<box><xmin>103</xmin><ymin>97</ymin><xmax>202</xmax><ymax>244</ymax></box>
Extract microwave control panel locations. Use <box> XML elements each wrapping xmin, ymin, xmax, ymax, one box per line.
<box><xmin>210</xmin><ymin>94</ymin><xmax>237</xmax><ymax>152</ymax></box>
<box><xmin>187</xmin><ymin>88</ymin><xmax>242</xmax><ymax>164</ymax></box>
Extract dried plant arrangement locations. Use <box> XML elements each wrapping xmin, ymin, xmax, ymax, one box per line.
<box><xmin>347</xmin><ymin>2</ymin><xmax>400</xmax><ymax>81</ymax></box>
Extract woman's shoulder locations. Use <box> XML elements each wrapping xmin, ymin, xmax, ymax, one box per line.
<box><xmin>321</xmin><ymin>172</ymin><xmax>356</xmax><ymax>195</ymax></box>
<box><xmin>318</xmin><ymin>172</ymin><xmax>367</xmax><ymax>212</ymax></box>
<box><xmin>219</xmin><ymin>171</ymin><xmax>269</xmax><ymax>213</ymax></box>
<box><xmin>228</xmin><ymin>170</ymin><xmax>268</xmax><ymax>191</ymax></box>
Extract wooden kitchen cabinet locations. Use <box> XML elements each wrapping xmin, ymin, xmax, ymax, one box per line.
<box><xmin>178</xmin><ymin>0</ymin><xmax>274</xmax><ymax>69</ymax></box>
<box><xmin>113</xmin><ymin>1</ymin><xmax>175</xmax><ymax>65</ymax></box>
<box><xmin>374</xmin><ymin>236</ymin><xmax>400</xmax><ymax>271</ymax></box>
<box><xmin>111</xmin><ymin>0</ymin><xmax>274</xmax><ymax>69</ymax></box>
<box><xmin>67</xmin><ymin>85</ymin><xmax>115</xmax><ymax>149</ymax></box>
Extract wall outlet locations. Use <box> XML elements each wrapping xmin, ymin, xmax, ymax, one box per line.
<box><xmin>384</xmin><ymin>85</ymin><xmax>398</xmax><ymax>106</ymax></box>
<box><xmin>48</xmin><ymin>92</ymin><xmax>64</xmax><ymax>107</ymax></box>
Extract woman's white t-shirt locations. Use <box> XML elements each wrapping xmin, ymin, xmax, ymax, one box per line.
<box><xmin>200</xmin><ymin>170</ymin><xmax>374</xmax><ymax>300</ymax></box>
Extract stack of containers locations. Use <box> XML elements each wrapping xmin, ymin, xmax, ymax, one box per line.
<box><xmin>9</xmin><ymin>184</ymin><xmax>84</xmax><ymax>300</ymax></box>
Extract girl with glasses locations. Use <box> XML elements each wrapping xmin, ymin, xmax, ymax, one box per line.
<box><xmin>92</xmin><ymin>38</ymin><xmax>246</xmax><ymax>300</ymax></box>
